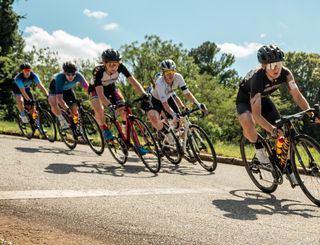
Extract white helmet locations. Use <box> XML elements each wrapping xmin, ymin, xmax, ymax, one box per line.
<box><xmin>160</xmin><ymin>59</ymin><xmax>176</xmax><ymax>71</ymax></box>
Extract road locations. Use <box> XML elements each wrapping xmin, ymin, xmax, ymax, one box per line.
<box><xmin>0</xmin><ymin>134</ymin><xmax>319</xmax><ymax>245</ymax></box>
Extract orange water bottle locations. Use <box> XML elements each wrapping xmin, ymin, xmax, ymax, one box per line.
<box><xmin>276</xmin><ymin>136</ymin><xmax>285</xmax><ymax>157</ymax></box>
<box><xmin>32</xmin><ymin>111</ymin><xmax>37</xmax><ymax>120</ymax></box>
<box><xmin>73</xmin><ymin>113</ymin><xmax>79</xmax><ymax>124</ymax></box>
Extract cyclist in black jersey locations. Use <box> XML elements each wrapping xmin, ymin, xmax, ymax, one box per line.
<box><xmin>88</xmin><ymin>49</ymin><xmax>149</xmax><ymax>154</ymax></box>
<box><xmin>236</xmin><ymin>44</ymin><xmax>319</xmax><ymax>167</ymax></box>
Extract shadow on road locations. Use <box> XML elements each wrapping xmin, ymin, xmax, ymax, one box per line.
<box><xmin>44</xmin><ymin>159</ymin><xmax>158</xmax><ymax>178</ymax></box>
<box><xmin>15</xmin><ymin>146</ymin><xmax>78</xmax><ymax>155</ymax></box>
<box><xmin>212</xmin><ymin>189</ymin><xmax>320</xmax><ymax>220</ymax></box>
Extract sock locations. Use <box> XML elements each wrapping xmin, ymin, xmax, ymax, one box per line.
<box><xmin>20</xmin><ymin>111</ymin><xmax>26</xmax><ymax>116</ymax></box>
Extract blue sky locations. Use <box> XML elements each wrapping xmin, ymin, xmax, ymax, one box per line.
<box><xmin>13</xmin><ymin>0</ymin><xmax>320</xmax><ymax>76</ymax></box>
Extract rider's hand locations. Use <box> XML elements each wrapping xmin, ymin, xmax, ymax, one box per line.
<box><xmin>199</xmin><ymin>103</ymin><xmax>208</xmax><ymax>115</ymax></box>
<box><xmin>107</xmin><ymin>104</ymin><xmax>116</xmax><ymax>116</ymax></box>
<box><xmin>271</xmin><ymin>127</ymin><xmax>283</xmax><ymax>139</ymax></box>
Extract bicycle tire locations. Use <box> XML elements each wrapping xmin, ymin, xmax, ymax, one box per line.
<box><xmin>131</xmin><ymin>117</ymin><xmax>161</xmax><ymax>173</ymax></box>
<box><xmin>17</xmin><ymin>113</ymin><xmax>35</xmax><ymax>139</ymax></box>
<box><xmin>188</xmin><ymin>124</ymin><xmax>217</xmax><ymax>172</ymax></box>
<box><xmin>290</xmin><ymin>134</ymin><xmax>320</xmax><ymax>207</ymax></box>
<box><xmin>156</xmin><ymin>128</ymin><xmax>182</xmax><ymax>165</ymax></box>
<box><xmin>57</xmin><ymin>111</ymin><xmax>77</xmax><ymax>149</ymax></box>
<box><xmin>240</xmin><ymin>135</ymin><xmax>278</xmax><ymax>193</ymax></box>
<box><xmin>38</xmin><ymin>109</ymin><xmax>57</xmax><ymax>142</ymax></box>
<box><xmin>105</xmin><ymin>114</ymin><xmax>128</xmax><ymax>165</ymax></box>
<box><xmin>81</xmin><ymin>111</ymin><xmax>105</xmax><ymax>155</ymax></box>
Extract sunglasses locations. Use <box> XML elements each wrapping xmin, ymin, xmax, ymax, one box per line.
<box><xmin>65</xmin><ymin>72</ymin><xmax>76</xmax><ymax>77</ymax></box>
<box><xmin>22</xmin><ymin>69</ymin><xmax>31</xmax><ymax>72</ymax></box>
<box><xmin>163</xmin><ymin>70</ymin><xmax>175</xmax><ymax>75</ymax></box>
<box><xmin>266</xmin><ymin>61</ymin><xmax>283</xmax><ymax>70</ymax></box>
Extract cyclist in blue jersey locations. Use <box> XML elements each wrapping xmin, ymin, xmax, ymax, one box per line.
<box><xmin>48</xmin><ymin>62</ymin><xmax>89</xmax><ymax>129</ymax></box>
<box><xmin>13</xmin><ymin>63</ymin><xmax>49</xmax><ymax>123</ymax></box>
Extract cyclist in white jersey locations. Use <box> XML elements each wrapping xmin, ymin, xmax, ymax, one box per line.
<box><xmin>146</xmin><ymin>59</ymin><xmax>208</xmax><ymax>141</ymax></box>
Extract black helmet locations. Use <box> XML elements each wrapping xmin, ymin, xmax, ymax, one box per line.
<box><xmin>257</xmin><ymin>45</ymin><xmax>284</xmax><ymax>64</ymax></box>
<box><xmin>101</xmin><ymin>49</ymin><xmax>121</xmax><ymax>62</ymax></box>
<box><xmin>20</xmin><ymin>63</ymin><xmax>32</xmax><ymax>70</ymax></box>
<box><xmin>63</xmin><ymin>62</ymin><xmax>77</xmax><ymax>73</ymax></box>
<box><xmin>160</xmin><ymin>59</ymin><xmax>176</xmax><ymax>70</ymax></box>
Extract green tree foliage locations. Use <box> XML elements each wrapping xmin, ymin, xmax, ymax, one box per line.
<box><xmin>189</xmin><ymin>41</ymin><xmax>239</xmax><ymax>86</ymax></box>
<box><xmin>0</xmin><ymin>0</ymin><xmax>25</xmax><ymax>119</ymax></box>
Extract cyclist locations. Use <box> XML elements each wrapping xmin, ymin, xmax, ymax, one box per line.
<box><xmin>236</xmin><ymin>44</ymin><xmax>319</xmax><ymax>183</ymax></box>
<box><xmin>48</xmin><ymin>62</ymin><xmax>89</xmax><ymax>129</ymax></box>
<box><xmin>88</xmin><ymin>48</ymin><xmax>148</xmax><ymax>154</ymax></box>
<box><xmin>146</xmin><ymin>59</ymin><xmax>208</xmax><ymax>142</ymax></box>
<box><xmin>13</xmin><ymin>63</ymin><xmax>49</xmax><ymax>123</ymax></box>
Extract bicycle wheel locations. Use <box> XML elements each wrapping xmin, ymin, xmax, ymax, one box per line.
<box><xmin>105</xmin><ymin>114</ymin><xmax>128</xmax><ymax>165</ymax></box>
<box><xmin>17</xmin><ymin>113</ymin><xmax>35</xmax><ymax>139</ymax></box>
<box><xmin>131</xmin><ymin>117</ymin><xmax>161</xmax><ymax>173</ymax></box>
<box><xmin>57</xmin><ymin>111</ymin><xmax>77</xmax><ymax>149</ymax></box>
<box><xmin>81</xmin><ymin>111</ymin><xmax>105</xmax><ymax>155</ymax></box>
<box><xmin>38</xmin><ymin>110</ymin><xmax>56</xmax><ymax>142</ymax></box>
<box><xmin>290</xmin><ymin>134</ymin><xmax>320</xmax><ymax>206</ymax></box>
<box><xmin>157</xmin><ymin>129</ymin><xmax>182</xmax><ymax>165</ymax></box>
<box><xmin>188</xmin><ymin>124</ymin><xmax>217</xmax><ymax>172</ymax></box>
<box><xmin>240</xmin><ymin>135</ymin><xmax>278</xmax><ymax>193</ymax></box>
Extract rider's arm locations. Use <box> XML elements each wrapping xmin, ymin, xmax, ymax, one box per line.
<box><xmin>96</xmin><ymin>85</ymin><xmax>111</xmax><ymax>107</ymax></box>
<box><xmin>36</xmin><ymin>83</ymin><xmax>49</xmax><ymax>97</ymax></box>
<box><xmin>127</xmin><ymin>76</ymin><xmax>146</xmax><ymax>95</ymax></box>
<box><xmin>286</xmin><ymin>73</ymin><xmax>310</xmax><ymax>111</ymax></box>
<box><xmin>251</xmin><ymin>93</ymin><xmax>275</xmax><ymax>134</ymax></box>
<box><xmin>77</xmin><ymin>72</ymin><xmax>89</xmax><ymax>92</ymax></box>
<box><xmin>19</xmin><ymin>87</ymin><xmax>32</xmax><ymax>101</ymax></box>
<box><xmin>172</xmin><ymin>94</ymin><xmax>185</xmax><ymax>108</ymax></box>
<box><xmin>56</xmin><ymin>93</ymin><xmax>69</xmax><ymax>111</ymax></box>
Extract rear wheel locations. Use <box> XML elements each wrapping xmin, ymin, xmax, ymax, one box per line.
<box><xmin>291</xmin><ymin>134</ymin><xmax>320</xmax><ymax>207</ymax></box>
<box><xmin>105</xmin><ymin>114</ymin><xmax>128</xmax><ymax>165</ymax></box>
<box><xmin>188</xmin><ymin>124</ymin><xmax>217</xmax><ymax>172</ymax></box>
<box><xmin>81</xmin><ymin>112</ymin><xmax>105</xmax><ymax>155</ymax></box>
<box><xmin>240</xmin><ymin>135</ymin><xmax>278</xmax><ymax>193</ymax></box>
<box><xmin>57</xmin><ymin>111</ymin><xmax>77</xmax><ymax>149</ymax></box>
<box><xmin>38</xmin><ymin>110</ymin><xmax>56</xmax><ymax>142</ymax></box>
<box><xmin>17</xmin><ymin>112</ymin><xmax>34</xmax><ymax>139</ymax></box>
<box><xmin>131</xmin><ymin>117</ymin><xmax>161</xmax><ymax>173</ymax></box>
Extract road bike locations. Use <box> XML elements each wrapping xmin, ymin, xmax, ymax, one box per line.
<box><xmin>240</xmin><ymin>105</ymin><xmax>320</xmax><ymax>206</ymax></box>
<box><xmin>56</xmin><ymin>99</ymin><xmax>105</xmax><ymax>155</ymax></box>
<box><xmin>17</xmin><ymin>99</ymin><xmax>57</xmax><ymax>142</ymax></box>
<box><xmin>170</xmin><ymin>107</ymin><xmax>217</xmax><ymax>172</ymax></box>
<box><xmin>104</xmin><ymin>96</ymin><xmax>161</xmax><ymax>173</ymax></box>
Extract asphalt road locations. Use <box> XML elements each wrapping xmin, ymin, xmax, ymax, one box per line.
<box><xmin>0</xmin><ymin>134</ymin><xmax>319</xmax><ymax>244</ymax></box>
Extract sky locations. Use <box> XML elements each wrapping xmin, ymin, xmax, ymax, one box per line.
<box><xmin>13</xmin><ymin>0</ymin><xmax>320</xmax><ymax>77</ymax></box>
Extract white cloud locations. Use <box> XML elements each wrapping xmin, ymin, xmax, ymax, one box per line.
<box><xmin>23</xmin><ymin>26</ymin><xmax>111</xmax><ymax>62</ymax></box>
<box><xmin>217</xmin><ymin>42</ymin><xmax>262</xmax><ymax>58</ymax></box>
<box><xmin>260</xmin><ymin>33</ymin><xmax>266</xmax><ymax>38</ymax></box>
<box><xmin>83</xmin><ymin>9</ymin><xmax>108</xmax><ymax>19</ymax></box>
<box><xmin>103</xmin><ymin>22</ymin><xmax>119</xmax><ymax>31</ymax></box>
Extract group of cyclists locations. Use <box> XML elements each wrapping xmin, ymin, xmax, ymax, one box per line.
<box><xmin>13</xmin><ymin>44</ymin><xmax>320</xmax><ymax>169</ymax></box>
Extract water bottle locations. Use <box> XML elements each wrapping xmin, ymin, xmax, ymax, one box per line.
<box><xmin>32</xmin><ymin>111</ymin><xmax>37</xmax><ymax>120</ymax></box>
<box><xmin>275</xmin><ymin>136</ymin><xmax>284</xmax><ymax>157</ymax></box>
<box><xmin>73</xmin><ymin>113</ymin><xmax>79</xmax><ymax>124</ymax></box>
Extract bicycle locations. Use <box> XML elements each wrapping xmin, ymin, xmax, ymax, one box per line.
<box><xmin>240</xmin><ymin>105</ymin><xmax>320</xmax><ymax>206</ymax></box>
<box><xmin>56</xmin><ymin>99</ymin><xmax>105</xmax><ymax>155</ymax></box>
<box><xmin>104</xmin><ymin>96</ymin><xmax>161</xmax><ymax>173</ymax></box>
<box><xmin>17</xmin><ymin>99</ymin><xmax>57</xmax><ymax>142</ymax></box>
<box><xmin>169</xmin><ymin>107</ymin><xmax>217</xmax><ymax>172</ymax></box>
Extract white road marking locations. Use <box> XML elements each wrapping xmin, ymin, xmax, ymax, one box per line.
<box><xmin>0</xmin><ymin>187</ymin><xmax>229</xmax><ymax>200</ymax></box>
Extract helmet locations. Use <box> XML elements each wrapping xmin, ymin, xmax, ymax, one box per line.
<box><xmin>101</xmin><ymin>49</ymin><xmax>121</xmax><ymax>62</ymax></box>
<box><xmin>257</xmin><ymin>45</ymin><xmax>284</xmax><ymax>64</ymax></box>
<box><xmin>160</xmin><ymin>59</ymin><xmax>176</xmax><ymax>71</ymax></box>
<box><xmin>20</xmin><ymin>63</ymin><xmax>32</xmax><ymax>70</ymax></box>
<box><xmin>63</xmin><ymin>62</ymin><xmax>77</xmax><ymax>73</ymax></box>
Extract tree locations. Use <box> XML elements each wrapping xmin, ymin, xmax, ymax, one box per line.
<box><xmin>189</xmin><ymin>41</ymin><xmax>239</xmax><ymax>86</ymax></box>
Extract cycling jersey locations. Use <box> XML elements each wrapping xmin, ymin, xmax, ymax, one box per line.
<box><xmin>151</xmin><ymin>73</ymin><xmax>189</xmax><ymax>102</ymax></box>
<box><xmin>49</xmin><ymin>71</ymin><xmax>88</xmax><ymax>95</ymax></box>
<box><xmin>13</xmin><ymin>72</ymin><xmax>41</xmax><ymax>89</ymax></box>
<box><xmin>236</xmin><ymin>66</ymin><xmax>290</xmax><ymax>104</ymax></box>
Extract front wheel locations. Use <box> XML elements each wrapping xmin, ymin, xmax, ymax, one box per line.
<box><xmin>81</xmin><ymin>111</ymin><xmax>105</xmax><ymax>155</ymax></box>
<box><xmin>188</xmin><ymin>124</ymin><xmax>217</xmax><ymax>172</ymax></box>
<box><xmin>240</xmin><ymin>135</ymin><xmax>278</xmax><ymax>193</ymax></box>
<box><xmin>290</xmin><ymin>134</ymin><xmax>320</xmax><ymax>207</ymax></box>
<box><xmin>131</xmin><ymin>117</ymin><xmax>161</xmax><ymax>173</ymax></box>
